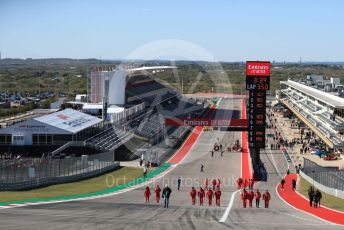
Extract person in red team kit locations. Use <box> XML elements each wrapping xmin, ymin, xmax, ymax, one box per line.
<box><xmin>154</xmin><ymin>185</ymin><xmax>161</xmax><ymax>203</ymax></box>
<box><xmin>212</xmin><ymin>179</ymin><xmax>217</xmax><ymax>190</ymax></box>
<box><xmin>241</xmin><ymin>189</ymin><xmax>248</xmax><ymax>208</ymax></box>
<box><xmin>255</xmin><ymin>189</ymin><xmax>261</xmax><ymax>208</ymax></box>
<box><xmin>207</xmin><ymin>188</ymin><xmax>214</xmax><ymax>206</ymax></box>
<box><xmin>216</xmin><ymin>179</ymin><xmax>221</xmax><ymax>190</ymax></box>
<box><xmin>262</xmin><ymin>190</ymin><xmax>271</xmax><ymax>208</ymax></box>
<box><xmin>198</xmin><ymin>187</ymin><xmax>205</xmax><ymax>206</ymax></box>
<box><xmin>190</xmin><ymin>187</ymin><xmax>197</xmax><ymax>205</ymax></box>
<box><xmin>248</xmin><ymin>190</ymin><xmax>254</xmax><ymax>208</ymax></box>
<box><xmin>144</xmin><ymin>186</ymin><xmax>151</xmax><ymax>203</ymax></box>
<box><xmin>215</xmin><ymin>188</ymin><xmax>222</xmax><ymax>206</ymax></box>
<box><xmin>249</xmin><ymin>179</ymin><xmax>255</xmax><ymax>190</ymax></box>
<box><xmin>204</xmin><ymin>178</ymin><xmax>209</xmax><ymax>188</ymax></box>
<box><xmin>243</xmin><ymin>179</ymin><xmax>248</xmax><ymax>189</ymax></box>
<box><xmin>236</xmin><ymin>177</ymin><xmax>243</xmax><ymax>189</ymax></box>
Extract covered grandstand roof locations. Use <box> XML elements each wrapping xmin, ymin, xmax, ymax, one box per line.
<box><xmin>128</xmin><ymin>66</ymin><xmax>177</xmax><ymax>73</ymax></box>
<box><xmin>34</xmin><ymin>108</ymin><xmax>102</xmax><ymax>134</ymax></box>
<box><xmin>281</xmin><ymin>80</ymin><xmax>344</xmax><ymax>109</ymax></box>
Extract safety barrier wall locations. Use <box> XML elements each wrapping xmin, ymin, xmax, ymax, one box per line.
<box><xmin>302</xmin><ymin>158</ymin><xmax>344</xmax><ymax>192</ymax></box>
<box><xmin>0</xmin><ymin>151</ymin><xmax>118</xmax><ymax>191</ymax></box>
<box><xmin>299</xmin><ymin>170</ymin><xmax>344</xmax><ymax>199</ymax></box>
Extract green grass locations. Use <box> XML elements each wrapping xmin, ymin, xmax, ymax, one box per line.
<box><xmin>0</xmin><ymin>166</ymin><xmax>142</xmax><ymax>202</ymax></box>
<box><xmin>297</xmin><ymin>177</ymin><xmax>344</xmax><ymax>212</ymax></box>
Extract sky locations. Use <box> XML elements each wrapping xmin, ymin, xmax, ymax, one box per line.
<box><xmin>0</xmin><ymin>0</ymin><xmax>344</xmax><ymax>62</ymax></box>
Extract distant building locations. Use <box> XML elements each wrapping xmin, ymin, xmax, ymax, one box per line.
<box><xmin>75</xmin><ymin>94</ymin><xmax>87</xmax><ymax>102</ymax></box>
<box><xmin>302</xmin><ymin>75</ymin><xmax>343</xmax><ymax>95</ymax></box>
<box><xmin>89</xmin><ymin>70</ymin><xmax>113</xmax><ymax>103</ymax></box>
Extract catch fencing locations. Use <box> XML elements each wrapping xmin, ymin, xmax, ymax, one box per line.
<box><xmin>0</xmin><ymin>151</ymin><xmax>118</xmax><ymax>191</ymax></box>
<box><xmin>302</xmin><ymin>158</ymin><xmax>344</xmax><ymax>191</ymax></box>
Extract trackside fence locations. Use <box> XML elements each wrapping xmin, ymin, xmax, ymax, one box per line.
<box><xmin>302</xmin><ymin>158</ymin><xmax>344</xmax><ymax>191</ymax></box>
<box><xmin>0</xmin><ymin>151</ymin><xmax>118</xmax><ymax>191</ymax></box>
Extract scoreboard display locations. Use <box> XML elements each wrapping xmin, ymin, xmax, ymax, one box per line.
<box><xmin>248</xmin><ymin>91</ymin><xmax>266</xmax><ymax>148</ymax></box>
<box><xmin>246</xmin><ymin>61</ymin><xmax>270</xmax><ymax>149</ymax></box>
<box><xmin>246</xmin><ymin>61</ymin><xmax>270</xmax><ymax>91</ymax></box>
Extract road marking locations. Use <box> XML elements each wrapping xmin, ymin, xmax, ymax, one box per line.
<box><xmin>219</xmin><ymin>189</ymin><xmax>240</xmax><ymax>222</ymax></box>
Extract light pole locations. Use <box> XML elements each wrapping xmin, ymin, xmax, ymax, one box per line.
<box><xmin>312</xmin><ymin>170</ymin><xmax>315</xmax><ymax>188</ymax></box>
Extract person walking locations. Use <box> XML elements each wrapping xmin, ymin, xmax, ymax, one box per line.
<box><xmin>177</xmin><ymin>177</ymin><xmax>181</xmax><ymax>191</ymax></box>
<box><xmin>190</xmin><ymin>187</ymin><xmax>197</xmax><ymax>205</ymax></box>
<box><xmin>262</xmin><ymin>190</ymin><xmax>271</xmax><ymax>208</ymax></box>
<box><xmin>241</xmin><ymin>189</ymin><xmax>248</xmax><ymax>208</ymax></box>
<box><xmin>200</xmin><ymin>164</ymin><xmax>204</xmax><ymax>172</ymax></box>
<box><xmin>308</xmin><ymin>186</ymin><xmax>314</xmax><ymax>207</ymax></box>
<box><xmin>204</xmin><ymin>178</ymin><xmax>209</xmax><ymax>188</ymax></box>
<box><xmin>144</xmin><ymin>186</ymin><xmax>151</xmax><ymax>203</ymax></box>
<box><xmin>255</xmin><ymin>189</ymin><xmax>261</xmax><ymax>208</ymax></box>
<box><xmin>198</xmin><ymin>187</ymin><xmax>205</xmax><ymax>206</ymax></box>
<box><xmin>162</xmin><ymin>184</ymin><xmax>172</xmax><ymax>208</ymax></box>
<box><xmin>154</xmin><ymin>185</ymin><xmax>161</xmax><ymax>203</ymax></box>
<box><xmin>280</xmin><ymin>178</ymin><xmax>286</xmax><ymax>190</ymax></box>
<box><xmin>243</xmin><ymin>179</ymin><xmax>248</xmax><ymax>189</ymax></box>
<box><xmin>249</xmin><ymin>179</ymin><xmax>255</xmax><ymax>190</ymax></box>
<box><xmin>216</xmin><ymin>179</ymin><xmax>221</xmax><ymax>190</ymax></box>
<box><xmin>292</xmin><ymin>179</ymin><xmax>297</xmax><ymax>191</ymax></box>
<box><xmin>315</xmin><ymin>189</ymin><xmax>322</xmax><ymax>208</ymax></box>
<box><xmin>143</xmin><ymin>165</ymin><xmax>148</xmax><ymax>178</ymax></box>
<box><xmin>212</xmin><ymin>179</ymin><xmax>217</xmax><ymax>190</ymax></box>
<box><xmin>248</xmin><ymin>190</ymin><xmax>254</xmax><ymax>208</ymax></box>
<box><xmin>206</xmin><ymin>188</ymin><xmax>214</xmax><ymax>206</ymax></box>
<box><xmin>211</xmin><ymin>150</ymin><xmax>214</xmax><ymax>157</ymax></box>
<box><xmin>215</xmin><ymin>188</ymin><xmax>221</xmax><ymax>206</ymax></box>
<box><xmin>236</xmin><ymin>177</ymin><xmax>243</xmax><ymax>189</ymax></box>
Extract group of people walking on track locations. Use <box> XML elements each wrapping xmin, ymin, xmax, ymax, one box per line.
<box><xmin>144</xmin><ymin>184</ymin><xmax>172</xmax><ymax>208</ymax></box>
<box><xmin>237</xmin><ymin>177</ymin><xmax>271</xmax><ymax>208</ymax></box>
<box><xmin>189</xmin><ymin>178</ymin><xmax>222</xmax><ymax>206</ymax></box>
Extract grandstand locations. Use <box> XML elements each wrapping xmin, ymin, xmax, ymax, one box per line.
<box><xmin>280</xmin><ymin>79</ymin><xmax>344</xmax><ymax>149</ymax></box>
<box><xmin>85</xmin><ymin>126</ymin><xmax>132</xmax><ymax>151</ymax></box>
<box><xmin>135</xmin><ymin>112</ymin><xmax>165</xmax><ymax>140</ymax></box>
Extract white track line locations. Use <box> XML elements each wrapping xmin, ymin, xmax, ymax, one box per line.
<box><xmin>219</xmin><ymin>189</ymin><xmax>240</xmax><ymax>222</ymax></box>
<box><xmin>219</xmin><ymin>118</ymin><xmax>243</xmax><ymax>223</ymax></box>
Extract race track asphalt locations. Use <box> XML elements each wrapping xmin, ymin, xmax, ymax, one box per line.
<box><xmin>0</xmin><ymin>97</ymin><xmax>341</xmax><ymax>230</ymax></box>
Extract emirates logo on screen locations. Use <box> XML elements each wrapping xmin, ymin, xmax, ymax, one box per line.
<box><xmin>246</xmin><ymin>61</ymin><xmax>271</xmax><ymax>76</ymax></box>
